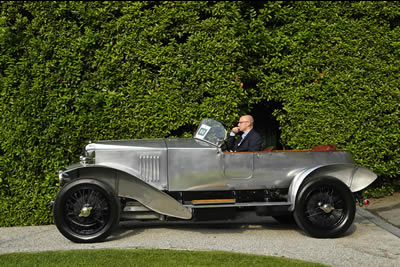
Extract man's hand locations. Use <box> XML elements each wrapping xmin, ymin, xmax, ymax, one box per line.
<box><xmin>231</xmin><ymin>127</ymin><xmax>240</xmax><ymax>134</ymax></box>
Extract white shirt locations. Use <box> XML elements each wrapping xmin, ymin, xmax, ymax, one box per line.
<box><xmin>230</xmin><ymin>129</ymin><xmax>251</xmax><ymax>146</ymax></box>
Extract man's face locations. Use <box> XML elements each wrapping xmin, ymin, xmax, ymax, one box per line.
<box><xmin>237</xmin><ymin>116</ymin><xmax>250</xmax><ymax>132</ymax></box>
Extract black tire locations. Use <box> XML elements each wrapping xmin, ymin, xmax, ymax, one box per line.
<box><xmin>53</xmin><ymin>179</ymin><xmax>120</xmax><ymax>243</ymax></box>
<box><xmin>293</xmin><ymin>177</ymin><xmax>355</xmax><ymax>238</ymax></box>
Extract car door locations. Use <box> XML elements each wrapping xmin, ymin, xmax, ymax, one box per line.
<box><xmin>223</xmin><ymin>152</ymin><xmax>254</xmax><ymax>179</ymax></box>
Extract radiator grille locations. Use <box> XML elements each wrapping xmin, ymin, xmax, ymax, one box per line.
<box><xmin>139</xmin><ymin>155</ymin><xmax>160</xmax><ymax>183</ymax></box>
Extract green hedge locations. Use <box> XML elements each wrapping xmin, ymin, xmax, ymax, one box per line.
<box><xmin>256</xmin><ymin>2</ymin><xmax>400</xmax><ymax>177</ymax></box>
<box><xmin>0</xmin><ymin>1</ymin><xmax>399</xmax><ymax>226</ymax></box>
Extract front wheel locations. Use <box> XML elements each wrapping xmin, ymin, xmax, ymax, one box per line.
<box><xmin>293</xmin><ymin>177</ymin><xmax>355</xmax><ymax>238</ymax></box>
<box><xmin>53</xmin><ymin>179</ymin><xmax>120</xmax><ymax>243</ymax></box>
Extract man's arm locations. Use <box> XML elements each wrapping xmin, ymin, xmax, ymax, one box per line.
<box><xmin>227</xmin><ymin>134</ymin><xmax>236</xmax><ymax>151</ymax></box>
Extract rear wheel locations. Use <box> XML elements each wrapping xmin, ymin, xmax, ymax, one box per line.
<box><xmin>293</xmin><ymin>177</ymin><xmax>355</xmax><ymax>238</ymax></box>
<box><xmin>53</xmin><ymin>179</ymin><xmax>120</xmax><ymax>243</ymax></box>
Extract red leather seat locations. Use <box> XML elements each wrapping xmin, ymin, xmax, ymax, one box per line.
<box><xmin>311</xmin><ymin>144</ymin><xmax>336</xmax><ymax>151</ymax></box>
<box><xmin>263</xmin><ymin>146</ymin><xmax>274</xmax><ymax>152</ymax></box>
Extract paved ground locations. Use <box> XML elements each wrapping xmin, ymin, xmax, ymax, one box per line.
<box><xmin>362</xmin><ymin>192</ymin><xmax>400</xmax><ymax>229</ymax></box>
<box><xmin>1</xmin><ymin>199</ymin><xmax>399</xmax><ymax>267</ymax></box>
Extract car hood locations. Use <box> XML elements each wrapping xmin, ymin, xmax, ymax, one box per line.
<box><xmin>86</xmin><ymin>138</ymin><xmax>214</xmax><ymax>152</ymax></box>
<box><xmin>86</xmin><ymin>139</ymin><xmax>167</xmax><ymax>151</ymax></box>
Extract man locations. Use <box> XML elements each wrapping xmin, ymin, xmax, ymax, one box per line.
<box><xmin>227</xmin><ymin>115</ymin><xmax>263</xmax><ymax>152</ymax></box>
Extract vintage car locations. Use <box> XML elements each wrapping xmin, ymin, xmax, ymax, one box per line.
<box><xmin>51</xmin><ymin>118</ymin><xmax>377</xmax><ymax>243</ymax></box>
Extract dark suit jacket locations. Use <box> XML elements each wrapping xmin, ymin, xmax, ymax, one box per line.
<box><xmin>227</xmin><ymin>129</ymin><xmax>263</xmax><ymax>152</ymax></box>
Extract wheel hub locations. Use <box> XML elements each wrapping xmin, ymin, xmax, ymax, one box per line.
<box><xmin>79</xmin><ymin>205</ymin><xmax>93</xmax><ymax>217</ymax></box>
<box><xmin>319</xmin><ymin>202</ymin><xmax>335</xmax><ymax>213</ymax></box>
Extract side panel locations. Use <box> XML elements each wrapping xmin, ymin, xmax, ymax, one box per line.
<box><xmin>167</xmin><ymin>146</ymin><xmax>225</xmax><ymax>191</ymax></box>
<box><xmin>253</xmin><ymin>151</ymin><xmax>355</xmax><ymax>189</ymax></box>
<box><xmin>223</xmin><ymin>153</ymin><xmax>253</xmax><ymax>179</ymax></box>
<box><xmin>167</xmin><ymin>146</ymin><xmax>356</xmax><ymax>191</ymax></box>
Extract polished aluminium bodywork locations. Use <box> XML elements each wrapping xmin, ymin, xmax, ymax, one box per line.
<box><xmin>59</xmin><ymin>119</ymin><xmax>377</xmax><ymax>220</ymax></box>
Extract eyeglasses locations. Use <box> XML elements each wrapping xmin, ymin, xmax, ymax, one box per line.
<box><xmin>238</xmin><ymin>121</ymin><xmax>249</xmax><ymax>124</ymax></box>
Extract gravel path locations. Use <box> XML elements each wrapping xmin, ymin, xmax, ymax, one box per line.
<box><xmin>1</xmin><ymin>210</ymin><xmax>399</xmax><ymax>267</ymax></box>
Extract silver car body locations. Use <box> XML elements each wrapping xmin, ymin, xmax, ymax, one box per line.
<box><xmin>60</xmin><ymin>119</ymin><xmax>377</xmax><ymax>220</ymax></box>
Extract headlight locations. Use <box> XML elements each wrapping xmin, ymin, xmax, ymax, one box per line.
<box><xmin>80</xmin><ymin>155</ymin><xmax>94</xmax><ymax>166</ymax></box>
<box><xmin>58</xmin><ymin>170</ymin><xmax>70</xmax><ymax>183</ymax></box>
<box><xmin>80</xmin><ymin>148</ymin><xmax>95</xmax><ymax>166</ymax></box>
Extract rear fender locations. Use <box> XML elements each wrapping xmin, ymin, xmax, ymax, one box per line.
<box><xmin>288</xmin><ymin>164</ymin><xmax>377</xmax><ymax>211</ymax></box>
<box><xmin>60</xmin><ymin>164</ymin><xmax>192</xmax><ymax>220</ymax></box>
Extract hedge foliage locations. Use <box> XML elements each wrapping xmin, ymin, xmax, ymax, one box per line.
<box><xmin>257</xmin><ymin>1</ymin><xmax>400</xmax><ymax>177</ymax></box>
<box><xmin>1</xmin><ymin>1</ymin><xmax>399</xmax><ymax>226</ymax></box>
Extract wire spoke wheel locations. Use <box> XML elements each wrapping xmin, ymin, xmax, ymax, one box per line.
<box><xmin>64</xmin><ymin>187</ymin><xmax>111</xmax><ymax>235</ymax></box>
<box><xmin>304</xmin><ymin>186</ymin><xmax>346</xmax><ymax>229</ymax></box>
<box><xmin>294</xmin><ymin>177</ymin><xmax>355</xmax><ymax>238</ymax></box>
<box><xmin>54</xmin><ymin>179</ymin><xmax>120</xmax><ymax>243</ymax></box>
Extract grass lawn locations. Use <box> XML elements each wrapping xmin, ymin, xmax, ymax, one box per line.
<box><xmin>0</xmin><ymin>248</ymin><xmax>327</xmax><ymax>266</ymax></box>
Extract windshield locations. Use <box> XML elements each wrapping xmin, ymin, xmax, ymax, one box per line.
<box><xmin>194</xmin><ymin>118</ymin><xmax>227</xmax><ymax>146</ymax></box>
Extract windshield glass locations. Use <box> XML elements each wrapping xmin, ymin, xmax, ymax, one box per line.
<box><xmin>194</xmin><ymin>118</ymin><xmax>227</xmax><ymax>146</ymax></box>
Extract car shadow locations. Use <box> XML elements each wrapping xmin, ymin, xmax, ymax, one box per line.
<box><xmin>109</xmin><ymin>216</ymin><xmax>296</xmax><ymax>241</ymax></box>
<box><xmin>109</xmin><ymin>214</ymin><xmax>357</xmax><ymax>241</ymax></box>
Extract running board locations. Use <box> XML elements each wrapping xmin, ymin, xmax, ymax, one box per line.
<box><xmin>184</xmin><ymin>201</ymin><xmax>291</xmax><ymax>209</ymax></box>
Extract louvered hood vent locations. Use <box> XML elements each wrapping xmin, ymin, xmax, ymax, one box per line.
<box><xmin>139</xmin><ymin>155</ymin><xmax>161</xmax><ymax>183</ymax></box>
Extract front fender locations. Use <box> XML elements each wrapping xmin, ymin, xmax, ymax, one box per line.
<box><xmin>288</xmin><ymin>164</ymin><xmax>377</xmax><ymax>211</ymax></box>
<box><xmin>59</xmin><ymin>164</ymin><xmax>192</xmax><ymax>220</ymax></box>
